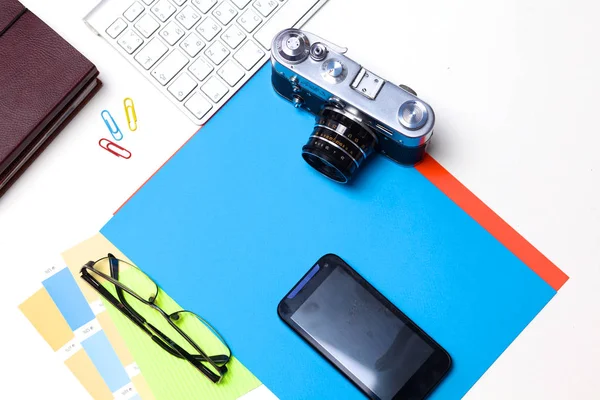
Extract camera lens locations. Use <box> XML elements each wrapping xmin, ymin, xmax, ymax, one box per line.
<box><xmin>302</xmin><ymin>107</ymin><xmax>377</xmax><ymax>183</ymax></box>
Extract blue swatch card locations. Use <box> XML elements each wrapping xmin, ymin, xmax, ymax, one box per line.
<box><xmin>43</xmin><ymin>268</ymin><xmax>133</xmax><ymax>394</ymax></box>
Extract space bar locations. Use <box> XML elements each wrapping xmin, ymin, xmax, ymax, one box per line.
<box><xmin>254</xmin><ymin>0</ymin><xmax>321</xmax><ymax>50</ymax></box>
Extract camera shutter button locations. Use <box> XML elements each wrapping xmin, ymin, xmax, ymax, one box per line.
<box><xmin>398</xmin><ymin>101</ymin><xmax>428</xmax><ymax>130</ymax></box>
<box><xmin>310</xmin><ymin>43</ymin><xmax>328</xmax><ymax>61</ymax></box>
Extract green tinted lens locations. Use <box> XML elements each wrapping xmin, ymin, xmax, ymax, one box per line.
<box><xmin>168</xmin><ymin>311</ymin><xmax>230</xmax><ymax>375</ymax></box>
<box><xmin>90</xmin><ymin>257</ymin><xmax>158</xmax><ymax>316</ymax></box>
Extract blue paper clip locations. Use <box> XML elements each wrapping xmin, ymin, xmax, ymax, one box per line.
<box><xmin>101</xmin><ymin>110</ymin><xmax>123</xmax><ymax>141</ymax></box>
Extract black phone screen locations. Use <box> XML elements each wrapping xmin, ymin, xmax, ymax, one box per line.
<box><xmin>292</xmin><ymin>266</ymin><xmax>433</xmax><ymax>399</ymax></box>
<box><xmin>279</xmin><ymin>255</ymin><xmax>451</xmax><ymax>400</ymax></box>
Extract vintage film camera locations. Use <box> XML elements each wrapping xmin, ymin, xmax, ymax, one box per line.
<box><xmin>271</xmin><ymin>29</ymin><xmax>435</xmax><ymax>183</ymax></box>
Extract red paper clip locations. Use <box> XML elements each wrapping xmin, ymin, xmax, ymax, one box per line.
<box><xmin>99</xmin><ymin>138</ymin><xmax>132</xmax><ymax>159</ymax></box>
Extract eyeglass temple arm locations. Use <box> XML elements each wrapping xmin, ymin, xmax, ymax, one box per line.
<box><xmin>80</xmin><ymin>265</ymin><xmax>183</xmax><ymax>358</ymax></box>
<box><xmin>146</xmin><ymin>321</ymin><xmax>230</xmax><ymax>367</ymax></box>
<box><xmin>80</xmin><ymin>266</ymin><xmax>147</xmax><ymax>327</ymax></box>
<box><xmin>146</xmin><ymin>321</ymin><xmax>227</xmax><ymax>382</ymax></box>
<box><xmin>108</xmin><ymin>254</ymin><xmax>149</xmax><ymax>325</ymax></box>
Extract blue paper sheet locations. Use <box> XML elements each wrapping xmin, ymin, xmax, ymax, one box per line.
<box><xmin>102</xmin><ymin>65</ymin><xmax>556</xmax><ymax>399</ymax></box>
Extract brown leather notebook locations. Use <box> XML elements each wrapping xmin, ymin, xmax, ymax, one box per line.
<box><xmin>0</xmin><ymin>0</ymin><xmax>100</xmax><ymax>196</ymax></box>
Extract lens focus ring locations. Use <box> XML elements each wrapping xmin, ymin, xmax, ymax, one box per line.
<box><xmin>302</xmin><ymin>108</ymin><xmax>377</xmax><ymax>183</ymax></box>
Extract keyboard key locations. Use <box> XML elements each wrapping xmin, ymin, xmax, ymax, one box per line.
<box><xmin>189</xmin><ymin>57</ymin><xmax>214</xmax><ymax>81</ymax></box>
<box><xmin>185</xmin><ymin>92</ymin><xmax>213</xmax><ymax>120</ymax></box>
<box><xmin>118</xmin><ymin>30</ymin><xmax>144</xmax><ymax>54</ymax></box>
<box><xmin>201</xmin><ymin>76</ymin><xmax>229</xmax><ymax>102</ymax></box>
<box><xmin>151</xmin><ymin>0</ymin><xmax>176</xmax><ymax>22</ymax></box>
<box><xmin>176</xmin><ymin>5</ymin><xmax>202</xmax><ymax>29</ymax></box>
<box><xmin>124</xmin><ymin>2</ymin><xmax>145</xmax><ymax>22</ymax></box>
<box><xmin>180</xmin><ymin>33</ymin><xmax>205</xmax><ymax>57</ymax></box>
<box><xmin>135</xmin><ymin>38</ymin><xmax>169</xmax><ymax>69</ymax></box>
<box><xmin>160</xmin><ymin>21</ymin><xmax>185</xmax><ymax>45</ymax></box>
<box><xmin>205</xmin><ymin>41</ymin><xmax>230</xmax><ymax>65</ymax></box>
<box><xmin>172</xmin><ymin>0</ymin><xmax>187</xmax><ymax>5</ymax></box>
<box><xmin>196</xmin><ymin>17</ymin><xmax>221</xmax><ymax>41</ymax></box>
<box><xmin>106</xmin><ymin>18</ymin><xmax>128</xmax><ymax>39</ymax></box>
<box><xmin>168</xmin><ymin>72</ymin><xmax>198</xmax><ymax>101</ymax></box>
<box><xmin>237</xmin><ymin>9</ymin><xmax>261</xmax><ymax>33</ymax></box>
<box><xmin>152</xmin><ymin>49</ymin><xmax>189</xmax><ymax>85</ymax></box>
<box><xmin>253</xmin><ymin>0</ymin><xmax>277</xmax><ymax>17</ymax></box>
<box><xmin>254</xmin><ymin>0</ymin><xmax>319</xmax><ymax>49</ymax></box>
<box><xmin>234</xmin><ymin>39</ymin><xmax>264</xmax><ymax>70</ymax></box>
<box><xmin>213</xmin><ymin>2</ymin><xmax>237</xmax><ymax>25</ymax></box>
<box><xmin>218</xmin><ymin>60</ymin><xmax>245</xmax><ymax>86</ymax></box>
<box><xmin>231</xmin><ymin>0</ymin><xmax>251</xmax><ymax>9</ymax></box>
<box><xmin>134</xmin><ymin>14</ymin><xmax>160</xmax><ymax>37</ymax></box>
<box><xmin>221</xmin><ymin>25</ymin><xmax>246</xmax><ymax>49</ymax></box>
<box><xmin>191</xmin><ymin>0</ymin><xmax>217</xmax><ymax>13</ymax></box>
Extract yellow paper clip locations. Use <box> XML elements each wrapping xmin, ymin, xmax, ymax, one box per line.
<box><xmin>124</xmin><ymin>97</ymin><xmax>138</xmax><ymax>131</ymax></box>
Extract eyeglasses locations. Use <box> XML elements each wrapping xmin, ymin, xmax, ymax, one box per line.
<box><xmin>80</xmin><ymin>254</ymin><xmax>230</xmax><ymax>383</ymax></box>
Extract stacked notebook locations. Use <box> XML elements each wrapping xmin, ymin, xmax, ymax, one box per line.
<box><xmin>0</xmin><ymin>0</ymin><xmax>100</xmax><ymax>196</ymax></box>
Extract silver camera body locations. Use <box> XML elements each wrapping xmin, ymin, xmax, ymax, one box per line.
<box><xmin>270</xmin><ymin>29</ymin><xmax>435</xmax><ymax>183</ymax></box>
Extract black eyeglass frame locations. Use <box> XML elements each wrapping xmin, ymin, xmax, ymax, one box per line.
<box><xmin>80</xmin><ymin>254</ymin><xmax>230</xmax><ymax>383</ymax></box>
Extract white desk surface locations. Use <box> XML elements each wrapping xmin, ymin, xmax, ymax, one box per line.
<box><xmin>2</xmin><ymin>0</ymin><xmax>599</xmax><ymax>398</ymax></box>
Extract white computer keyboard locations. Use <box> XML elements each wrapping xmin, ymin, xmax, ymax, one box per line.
<box><xmin>85</xmin><ymin>0</ymin><xmax>326</xmax><ymax>125</ymax></box>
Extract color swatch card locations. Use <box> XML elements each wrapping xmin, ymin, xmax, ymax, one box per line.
<box><xmin>19</xmin><ymin>288</ymin><xmax>115</xmax><ymax>400</ymax></box>
<box><xmin>41</xmin><ymin>265</ymin><xmax>141</xmax><ymax>400</ymax></box>
<box><xmin>101</xmin><ymin>64</ymin><xmax>568</xmax><ymax>399</ymax></box>
<box><xmin>62</xmin><ymin>247</ymin><xmax>156</xmax><ymax>400</ymax></box>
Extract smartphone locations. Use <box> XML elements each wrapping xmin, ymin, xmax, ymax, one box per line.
<box><xmin>278</xmin><ymin>254</ymin><xmax>451</xmax><ymax>400</ymax></box>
